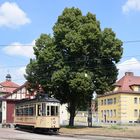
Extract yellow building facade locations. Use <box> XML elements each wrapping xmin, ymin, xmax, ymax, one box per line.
<box><xmin>98</xmin><ymin>72</ymin><xmax>140</xmax><ymax>124</ymax></box>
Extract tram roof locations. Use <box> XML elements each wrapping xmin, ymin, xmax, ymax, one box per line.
<box><xmin>15</xmin><ymin>94</ymin><xmax>60</xmax><ymax>105</ymax></box>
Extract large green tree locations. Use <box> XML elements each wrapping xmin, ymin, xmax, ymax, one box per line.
<box><xmin>25</xmin><ymin>7</ymin><xmax>123</xmax><ymax>126</ymax></box>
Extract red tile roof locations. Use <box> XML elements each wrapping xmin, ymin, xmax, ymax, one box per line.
<box><xmin>0</xmin><ymin>81</ymin><xmax>19</xmax><ymax>88</ymax></box>
<box><xmin>0</xmin><ymin>80</ymin><xmax>20</xmax><ymax>93</ymax></box>
<box><xmin>114</xmin><ymin>72</ymin><xmax>140</xmax><ymax>92</ymax></box>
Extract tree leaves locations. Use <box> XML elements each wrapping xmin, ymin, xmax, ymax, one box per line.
<box><xmin>25</xmin><ymin>7</ymin><xmax>123</xmax><ymax>126</ymax></box>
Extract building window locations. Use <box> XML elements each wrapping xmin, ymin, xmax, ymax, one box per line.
<box><xmin>114</xmin><ymin>109</ymin><xmax>116</xmax><ymax>117</ymax></box>
<box><xmin>134</xmin><ymin>97</ymin><xmax>138</xmax><ymax>104</ymax></box>
<box><xmin>134</xmin><ymin>109</ymin><xmax>138</xmax><ymax>117</ymax></box>
<box><xmin>101</xmin><ymin>110</ymin><xmax>103</xmax><ymax>118</ymax></box>
<box><xmin>107</xmin><ymin>110</ymin><xmax>109</xmax><ymax>117</ymax></box>
<box><xmin>107</xmin><ymin>98</ymin><xmax>113</xmax><ymax>105</ymax></box>
<box><xmin>104</xmin><ymin>99</ymin><xmax>106</xmax><ymax>105</ymax></box>
<box><xmin>110</xmin><ymin>110</ymin><xmax>113</xmax><ymax>117</ymax></box>
<box><xmin>138</xmin><ymin>87</ymin><xmax>140</xmax><ymax>92</ymax></box>
<box><xmin>101</xmin><ymin>100</ymin><xmax>103</xmax><ymax>105</ymax></box>
<box><xmin>104</xmin><ymin>110</ymin><xmax>106</xmax><ymax>116</ymax></box>
<box><xmin>114</xmin><ymin>98</ymin><xmax>116</xmax><ymax>104</ymax></box>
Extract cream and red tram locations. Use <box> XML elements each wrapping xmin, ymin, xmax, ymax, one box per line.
<box><xmin>14</xmin><ymin>94</ymin><xmax>60</xmax><ymax>132</ymax></box>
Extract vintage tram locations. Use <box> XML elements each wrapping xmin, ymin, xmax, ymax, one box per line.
<box><xmin>14</xmin><ymin>94</ymin><xmax>60</xmax><ymax>132</ymax></box>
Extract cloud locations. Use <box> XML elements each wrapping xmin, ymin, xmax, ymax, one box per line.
<box><xmin>0</xmin><ymin>2</ymin><xmax>31</xmax><ymax>28</ymax></box>
<box><xmin>122</xmin><ymin>0</ymin><xmax>140</xmax><ymax>13</ymax></box>
<box><xmin>3</xmin><ymin>41</ymin><xmax>35</xmax><ymax>58</ymax></box>
<box><xmin>16</xmin><ymin>66</ymin><xmax>26</xmax><ymax>76</ymax></box>
<box><xmin>14</xmin><ymin>66</ymin><xmax>26</xmax><ymax>84</ymax></box>
<box><xmin>117</xmin><ymin>57</ymin><xmax>140</xmax><ymax>79</ymax></box>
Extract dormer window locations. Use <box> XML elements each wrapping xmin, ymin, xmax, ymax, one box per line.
<box><xmin>130</xmin><ymin>85</ymin><xmax>140</xmax><ymax>92</ymax></box>
<box><xmin>114</xmin><ymin>87</ymin><xmax>119</xmax><ymax>91</ymax></box>
<box><xmin>138</xmin><ymin>86</ymin><xmax>140</xmax><ymax>92</ymax></box>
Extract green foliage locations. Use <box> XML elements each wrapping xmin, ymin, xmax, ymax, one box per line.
<box><xmin>25</xmin><ymin>7</ymin><xmax>123</xmax><ymax>126</ymax></box>
<box><xmin>109</xmin><ymin>125</ymin><xmax>127</xmax><ymax>131</ymax></box>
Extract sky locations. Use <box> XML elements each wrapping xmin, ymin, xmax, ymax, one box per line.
<box><xmin>0</xmin><ymin>0</ymin><xmax>140</xmax><ymax>85</ymax></box>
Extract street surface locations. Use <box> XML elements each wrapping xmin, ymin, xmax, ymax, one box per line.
<box><xmin>0</xmin><ymin>128</ymin><xmax>137</xmax><ymax>140</ymax></box>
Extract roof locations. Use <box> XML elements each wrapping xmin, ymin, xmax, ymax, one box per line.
<box><xmin>98</xmin><ymin>91</ymin><xmax>140</xmax><ymax>98</ymax></box>
<box><xmin>15</xmin><ymin>93</ymin><xmax>60</xmax><ymax>105</ymax></box>
<box><xmin>0</xmin><ymin>80</ymin><xmax>20</xmax><ymax>93</ymax></box>
<box><xmin>0</xmin><ymin>81</ymin><xmax>19</xmax><ymax>88</ymax></box>
<box><xmin>114</xmin><ymin>72</ymin><xmax>140</xmax><ymax>92</ymax></box>
<box><xmin>13</xmin><ymin>81</ymin><xmax>27</xmax><ymax>93</ymax></box>
<box><xmin>0</xmin><ymin>96</ymin><xmax>19</xmax><ymax>102</ymax></box>
<box><xmin>98</xmin><ymin>72</ymin><xmax>140</xmax><ymax>98</ymax></box>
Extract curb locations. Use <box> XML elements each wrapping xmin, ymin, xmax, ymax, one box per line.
<box><xmin>59</xmin><ymin>133</ymin><xmax>140</xmax><ymax>139</ymax></box>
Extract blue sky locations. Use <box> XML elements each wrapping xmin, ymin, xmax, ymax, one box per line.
<box><xmin>0</xmin><ymin>0</ymin><xmax>140</xmax><ymax>85</ymax></box>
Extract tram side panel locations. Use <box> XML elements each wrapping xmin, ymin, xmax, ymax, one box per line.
<box><xmin>14</xmin><ymin>101</ymin><xmax>60</xmax><ymax>130</ymax></box>
<box><xmin>14</xmin><ymin>103</ymin><xmax>36</xmax><ymax>127</ymax></box>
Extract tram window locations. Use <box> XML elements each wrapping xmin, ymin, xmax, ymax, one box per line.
<box><xmin>33</xmin><ymin>105</ymin><xmax>36</xmax><ymax>116</ymax></box>
<box><xmin>16</xmin><ymin>108</ymin><xmax>19</xmax><ymax>116</ymax></box>
<box><xmin>38</xmin><ymin>104</ymin><xmax>41</xmax><ymax>116</ymax></box>
<box><xmin>23</xmin><ymin>108</ymin><xmax>26</xmax><ymax>115</ymax></box>
<box><xmin>42</xmin><ymin>103</ymin><xmax>46</xmax><ymax>116</ymax></box>
<box><xmin>29</xmin><ymin>107</ymin><xmax>33</xmax><ymax>116</ymax></box>
<box><xmin>56</xmin><ymin>106</ymin><xmax>58</xmax><ymax>116</ymax></box>
<box><xmin>21</xmin><ymin>108</ymin><xmax>23</xmax><ymax>116</ymax></box>
<box><xmin>51</xmin><ymin>106</ymin><xmax>55</xmax><ymax>116</ymax></box>
<box><xmin>25</xmin><ymin>108</ymin><xmax>28</xmax><ymax>115</ymax></box>
<box><xmin>47</xmin><ymin>106</ymin><xmax>50</xmax><ymax>116</ymax></box>
<box><xmin>16</xmin><ymin>107</ymin><xmax>22</xmax><ymax>116</ymax></box>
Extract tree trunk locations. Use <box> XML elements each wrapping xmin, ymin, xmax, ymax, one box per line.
<box><xmin>68</xmin><ymin>103</ymin><xmax>76</xmax><ymax>126</ymax></box>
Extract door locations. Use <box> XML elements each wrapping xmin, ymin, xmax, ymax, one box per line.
<box><xmin>6</xmin><ymin>101</ymin><xmax>15</xmax><ymax>123</ymax></box>
<box><xmin>0</xmin><ymin>101</ymin><xmax>2</xmax><ymax>123</ymax></box>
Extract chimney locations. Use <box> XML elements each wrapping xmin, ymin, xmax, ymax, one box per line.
<box><xmin>125</xmin><ymin>72</ymin><xmax>134</xmax><ymax>76</ymax></box>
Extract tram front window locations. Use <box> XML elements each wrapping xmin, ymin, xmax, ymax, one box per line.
<box><xmin>46</xmin><ymin>105</ymin><xmax>59</xmax><ymax>116</ymax></box>
<box><xmin>47</xmin><ymin>106</ymin><xmax>50</xmax><ymax>116</ymax></box>
<box><xmin>56</xmin><ymin>106</ymin><xmax>59</xmax><ymax>116</ymax></box>
<box><xmin>51</xmin><ymin>106</ymin><xmax>55</xmax><ymax>116</ymax></box>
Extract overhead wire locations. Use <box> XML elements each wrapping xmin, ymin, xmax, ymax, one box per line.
<box><xmin>0</xmin><ymin>39</ymin><xmax>140</xmax><ymax>47</ymax></box>
<box><xmin>0</xmin><ymin>39</ymin><xmax>139</xmax><ymax>69</ymax></box>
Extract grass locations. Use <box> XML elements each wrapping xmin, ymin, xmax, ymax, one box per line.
<box><xmin>108</xmin><ymin>125</ymin><xmax>127</xmax><ymax>130</ymax></box>
<box><xmin>63</xmin><ymin>125</ymin><xmax>87</xmax><ymax>129</ymax></box>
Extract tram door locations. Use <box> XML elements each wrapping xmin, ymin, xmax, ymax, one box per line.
<box><xmin>37</xmin><ymin>103</ymin><xmax>46</xmax><ymax>116</ymax></box>
<box><xmin>36</xmin><ymin>103</ymin><xmax>47</xmax><ymax>127</ymax></box>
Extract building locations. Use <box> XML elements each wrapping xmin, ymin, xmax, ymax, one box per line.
<box><xmin>0</xmin><ymin>74</ymin><xmax>20</xmax><ymax>124</ymax></box>
<box><xmin>0</xmin><ymin>81</ymin><xmax>37</xmax><ymax>124</ymax></box>
<box><xmin>6</xmin><ymin>82</ymin><xmax>35</xmax><ymax>100</ymax></box>
<box><xmin>0</xmin><ymin>74</ymin><xmax>19</xmax><ymax>97</ymax></box>
<box><xmin>0</xmin><ymin>80</ymin><xmax>68</xmax><ymax>125</ymax></box>
<box><xmin>98</xmin><ymin>72</ymin><xmax>140</xmax><ymax>124</ymax></box>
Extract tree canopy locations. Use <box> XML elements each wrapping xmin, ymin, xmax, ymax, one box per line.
<box><xmin>25</xmin><ymin>7</ymin><xmax>123</xmax><ymax>126</ymax></box>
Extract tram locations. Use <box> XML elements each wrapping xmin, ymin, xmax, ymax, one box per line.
<box><xmin>14</xmin><ymin>93</ymin><xmax>60</xmax><ymax>132</ymax></box>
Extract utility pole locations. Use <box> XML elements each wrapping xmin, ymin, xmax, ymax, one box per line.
<box><xmin>88</xmin><ymin>100</ymin><xmax>92</xmax><ymax>127</ymax></box>
<box><xmin>87</xmin><ymin>91</ymin><xmax>97</xmax><ymax>127</ymax></box>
